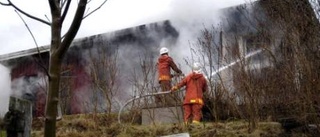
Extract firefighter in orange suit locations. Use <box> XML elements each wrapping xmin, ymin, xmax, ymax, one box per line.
<box><xmin>156</xmin><ymin>47</ymin><xmax>183</xmax><ymax>107</ymax></box>
<box><xmin>171</xmin><ymin>62</ymin><xmax>208</xmax><ymax>124</ymax></box>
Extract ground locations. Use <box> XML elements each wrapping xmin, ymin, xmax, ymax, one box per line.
<box><xmin>30</xmin><ymin>113</ymin><xmax>290</xmax><ymax>137</ymax></box>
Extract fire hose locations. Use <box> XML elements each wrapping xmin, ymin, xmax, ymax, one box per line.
<box><xmin>118</xmin><ymin>74</ymin><xmax>184</xmax><ymax>124</ymax></box>
<box><xmin>117</xmin><ymin>91</ymin><xmax>171</xmax><ymax>124</ymax></box>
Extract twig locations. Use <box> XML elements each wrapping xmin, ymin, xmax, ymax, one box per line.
<box><xmin>15</xmin><ymin>10</ymin><xmax>38</xmax><ymax>48</ymax></box>
<box><xmin>83</xmin><ymin>0</ymin><xmax>108</xmax><ymax>19</ymax></box>
<box><xmin>4</xmin><ymin>0</ymin><xmax>51</xmax><ymax>26</ymax></box>
<box><xmin>15</xmin><ymin>10</ymin><xmax>50</xmax><ymax>77</ymax></box>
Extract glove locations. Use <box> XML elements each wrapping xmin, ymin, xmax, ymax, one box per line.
<box><xmin>171</xmin><ymin>86</ymin><xmax>178</xmax><ymax>92</ymax></box>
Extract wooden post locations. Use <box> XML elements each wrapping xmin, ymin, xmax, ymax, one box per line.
<box><xmin>9</xmin><ymin>96</ymin><xmax>32</xmax><ymax>137</ymax></box>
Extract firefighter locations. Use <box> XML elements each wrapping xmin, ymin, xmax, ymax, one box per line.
<box><xmin>171</xmin><ymin>62</ymin><xmax>208</xmax><ymax>124</ymax></box>
<box><xmin>156</xmin><ymin>47</ymin><xmax>183</xmax><ymax>107</ymax></box>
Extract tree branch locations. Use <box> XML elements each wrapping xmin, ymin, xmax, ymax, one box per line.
<box><xmin>15</xmin><ymin>10</ymin><xmax>39</xmax><ymax>48</ymax></box>
<box><xmin>83</xmin><ymin>0</ymin><xmax>108</xmax><ymax>20</ymax></box>
<box><xmin>45</xmin><ymin>14</ymin><xmax>51</xmax><ymax>22</ymax></box>
<box><xmin>2</xmin><ymin>0</ymin><xmax>52</xmax><ymax>26</ymax></box>
<box><xmin>0</xmin><ymin>1</ymin><xmax>10</xmax><ymax>6</ymax></box>
<box><xmin>61</xmin><ymin>0</ymin><xmax>71</xmax><ymax>23</ymax></box>
<box><xmin>59</xmin><ymin>0</ymin><xmax>87</xmax><ymax>57</ymax></box>
<box><xmin>15</xmin><ymin>10</ymin><xmax>50</xmax><ymax>77</ymax></box>
<box><xmin>48</xmin><ymin>0</ymin><xmax>59</xmax><ymax>12</ymax></box>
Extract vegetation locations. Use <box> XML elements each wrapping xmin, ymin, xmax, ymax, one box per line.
<box><xmin>0</xmin><ymin>117</ymin><xmax>6</xmax><ymax>137</ymax></box>
<box><xmin>31</xmin><ymin>113</ymin><xmax>288</xmax><ymax>137</ymax></box>
<box><xmin>187</xmin><ymin>0</ymin><xmax>320</xmax><ymax>134</ymax></box>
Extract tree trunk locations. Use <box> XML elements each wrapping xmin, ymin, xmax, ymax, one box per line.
<box><xmin>1</xmin><ymin>0</ymin><xmax>90</xmax><ymax>136</ymax></box>
<box><xmin>44</xmin><ymin>0</ymin><xmax>88</xmax><ymax>136</ymax></box>
<box><xmin>44</xmin><ymin>56</ymin><xmax>62</xmax><ymax>137</ymax></box>
<box><xmin>44</xmin><ymin>5</ymin><xmax>62</xmax><ymax>136</ymax></box>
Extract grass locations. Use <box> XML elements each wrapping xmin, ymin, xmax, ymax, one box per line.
<box><xmin>31</xmin><ymin>113</ymin><xmax>287</xmax><ymax>137</ymax></box>
<box><xmin>0</xmin><ymin>131</ymin><xmax>6</xmax><ymax>137</ymax></box>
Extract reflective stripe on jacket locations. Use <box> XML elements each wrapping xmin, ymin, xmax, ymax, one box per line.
<box><xmin>175</xmin><ymin>72</ymin><xmax>208</xmax><ymax>105</ymax></box>
<box><xmin>159</xmin><ymin>75</ymin><xmax>171</xmax><ymax>81</ymax></box>
<box><xmin>189</xmin><ymin>98</ymin><xmax>204</xmax><ymax>105</ymax></box>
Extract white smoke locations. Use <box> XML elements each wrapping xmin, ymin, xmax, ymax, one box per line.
<box><xmin>0</xmin><ymin>64</ymin><xmax>11</xmax><ymax>117</ymax></box>
<box><xmin>11</xmin><ymin>73</ymin><xmax>48</xmax><ymax>97</ymax></box>
<box><xmin>157</xmin><ymin>0</ymin><xmax>254</xmax><ymax>74</ymax></box>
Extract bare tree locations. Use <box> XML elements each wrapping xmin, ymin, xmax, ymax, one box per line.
<box><xmin>88</xmin><ymin>45</ymin><xmax>119</xmax><ymax>114</ymax></box>
<box><xmin>190</xmin><ymin>0</ymin><xmax>320</xmax><ymax>134</ymax></box>
<box><xmin>0</xmin><ymin>0</ymin><xmax>107</xmax><ymax>136</ymax></box>
<box><xmin>127</xmin><ymin>53</ymin><xmax>158</xmax><ymax>124</ymax></box>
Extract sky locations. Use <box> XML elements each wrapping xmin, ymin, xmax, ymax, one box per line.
<box><xmin>0</xmin><ymin>0</ymin><xmax>254</xmax><ymax>116</ymax></box>
<box><xmin>0</xmin><ymin>0</ymin><xmax>251</xmax><ymax>55</ymax></box>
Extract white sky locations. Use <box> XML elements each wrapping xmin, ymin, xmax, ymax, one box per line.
<box><xmin>0</xmin><ymin>0</ymin><xmax>251</xmax><ymax>55</ymax></box>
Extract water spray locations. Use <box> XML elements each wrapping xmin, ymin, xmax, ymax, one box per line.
<box><xmin>211</xmin><ymin>49</ymin><xmax>263</xmax><ymax>76</ymax></box>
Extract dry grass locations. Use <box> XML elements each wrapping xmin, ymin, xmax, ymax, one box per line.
<box><xmin>31</xmin><ymin>114</ymin><xmax>289</xmax><ymax>137</ymax></box>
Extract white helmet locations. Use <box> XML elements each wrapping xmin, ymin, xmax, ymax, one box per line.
<box><xmin>192</xmin><ymin>62</ymin><xmax>202</xmax><ymax>73</ymax></box>
<box><xmin>160</xmin><ymin>47</ymin><xmax>169</xmax><ymax>55</ymax></box>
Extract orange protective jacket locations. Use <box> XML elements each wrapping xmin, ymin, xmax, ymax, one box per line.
<box><xmin>175</xmin><ymin>72</ymin><xmax>208</xmax><ymax>105</ymax></box>
<box><xmin>157</xmin><ymin>55</ymin><xmax>182</xmax><ymax>81</ymax></box>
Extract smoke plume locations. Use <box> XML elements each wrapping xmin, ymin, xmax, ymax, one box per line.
<box><xmin>0</xmin><ymin>64</ymin><xmax>11</xmax><ymax>116</ymax></box>
<box><xmin>158</xmin><ymin>0</ymin><xmax>254</xmax><ymax>74</ymax></box>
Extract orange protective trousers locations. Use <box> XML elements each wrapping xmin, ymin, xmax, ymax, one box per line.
<box><xmin>155</xmin><ymin>80</ymin><xmax>179</xmax><ymax>107</ymax></box>
<box><xmin>183</xmin><ymin>103</ymin><xmax>203</xmax><ymax>122</ymax></box>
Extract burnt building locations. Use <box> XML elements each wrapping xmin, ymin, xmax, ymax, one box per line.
<box><xmin>0</xmin><ymin>20</ymin><xmax>179</xmax><ymax>116</ymax></box>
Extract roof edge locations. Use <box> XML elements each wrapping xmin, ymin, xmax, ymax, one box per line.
<box><xmin>0</xmin><ymin>19</ymin><xmax>171</xmax><ymax>62</ymax></box>
<box><xmin>0</xmin><ymin>45</ymin><xmax>50</xmax><ymax>62</ymax></box>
